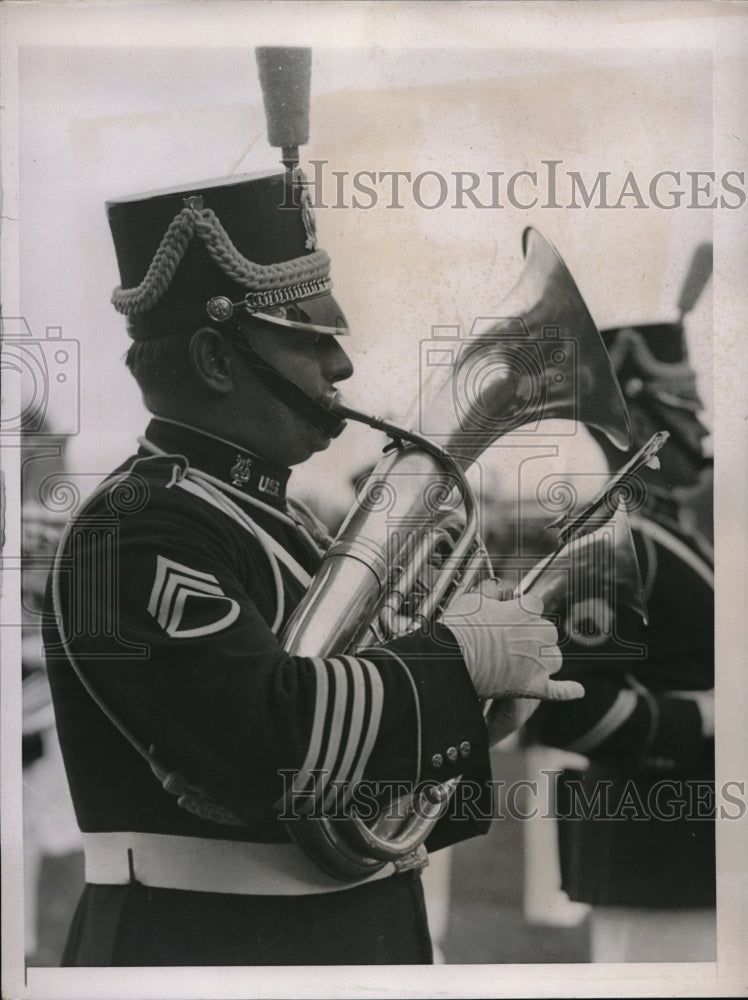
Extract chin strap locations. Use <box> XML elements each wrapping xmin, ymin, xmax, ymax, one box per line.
<box><xmin>227</xmin><ymin>333</ymin><xmax>347</xmax><ymax>439</ymax></box>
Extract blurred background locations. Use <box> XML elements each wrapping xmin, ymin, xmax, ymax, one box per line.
<box><xmin>5</xmin><ymin>0</ymin><xmax>744</xmax><ymax>977</ymax></box>
<box><xmin>16</xmin><ymin>31</ymin><xmax>715</xmax><ymax>501</ymax></box>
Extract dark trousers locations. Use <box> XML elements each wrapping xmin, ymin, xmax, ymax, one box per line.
<box><xmin>61</xmin><ymin>872</ymin><xmax>433</xmax><ymax>966</ymax></box>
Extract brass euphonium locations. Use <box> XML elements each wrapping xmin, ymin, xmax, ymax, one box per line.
<box><xmin>280</xmin><ymin>227</ymin><xmax>635</xmax><ymax>880</ymax></box>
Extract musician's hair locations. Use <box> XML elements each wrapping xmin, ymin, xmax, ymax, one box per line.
<box><xmin>124</xmin><ymin>315</ymin><xmax>267</xmax><ymax>408</ymax></box>
<box><xmin>124</xmin><ymin>332</ymin><xmax>194</xmax><ymax>405</ymax></box>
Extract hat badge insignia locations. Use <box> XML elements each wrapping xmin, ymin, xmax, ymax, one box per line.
<box><xmin>230</xmin><ymin>455</ymin><xmax>253</xmax><ymax>487</ymax></box>
<box><xmin>206</xmin><ymin>296</ymin><xmax>234</xmax><ymax>323</ymax></box>
<box><xmin>294</xmin><ymin>166</ymin><xmax>318</xmax><ymax>251</ymax></box>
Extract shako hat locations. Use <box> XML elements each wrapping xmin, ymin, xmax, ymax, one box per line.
<box><xmin>598</xmin><ymin>320</ymin><xmax>709</xmax><ymax>471</ymax></box>
<box><xmin>595</xmin><ymin>244</ymin><xmax>713</xmax><ymax>469</ymax></box>
<box><xmin>108</xmin><ymin>48</ymin><xmax>348</xmax><ymax>342</ymax></box>
<box><xmin>600</xmin><ymin>320</ymin><xmax>701</xmax><ymax>406</ymax></box>
<box><xmin>107</xmin><ymin>169</ymin><xmax>349</xmax><ymax>341</ymax></box>
<box><xmin>106</xmin><ymin>48</ymin><xmax>350</xmax><ymax>440</ymax></box>
<box><xmin>599</xmin><ymin>242</ymin><xmax>712</xmax><ymax>417</ymax></box>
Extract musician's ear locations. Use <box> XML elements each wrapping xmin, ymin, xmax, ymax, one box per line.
<box><xmin>189</xmin><ymin>327</ymin><xmax>234</xmax><ymax>394</ymax></box>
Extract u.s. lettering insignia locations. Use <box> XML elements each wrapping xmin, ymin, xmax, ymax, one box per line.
<box><xmin>258</xmin><ymin>474</ymin><xmax>280</xmax><ymax>498</ymax></box>
<box><xmin>230</xmin><ymin>455</ymin><xmax>253</xmax><ymax>487</ymax></box>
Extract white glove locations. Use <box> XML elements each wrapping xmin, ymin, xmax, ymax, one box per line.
<box><xmin>441</xmin><ymin>585</ymin><xmax>584</xmax><ymax>746</ymax></box>
<box><xmin>441</xmin><ymin>587</ymin><xmax>583</xmax><ymax>702</ymax></box>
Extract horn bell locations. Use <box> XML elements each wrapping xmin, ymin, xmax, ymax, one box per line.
<box><xmin>418</xmin><ymin>227</ymin><xmax>632</xmax><ymax>461</ymax></box>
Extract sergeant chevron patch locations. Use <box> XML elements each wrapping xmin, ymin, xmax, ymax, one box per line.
<box><xmin>147</xmin><ymin>555</ymin><xmax>241</xmax><ymax>639</ymax></box>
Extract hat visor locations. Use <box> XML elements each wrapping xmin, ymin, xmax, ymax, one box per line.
<box><xmin>249</xmin><ymin>293</ymin><xmax>350</xmax><ymax>336</ymax></box>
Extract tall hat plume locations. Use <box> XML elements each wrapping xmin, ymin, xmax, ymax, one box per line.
<box><xmin>255</xmin><ymin>47</ymin><xmax>312</xmax><ymax>171</ymax></box>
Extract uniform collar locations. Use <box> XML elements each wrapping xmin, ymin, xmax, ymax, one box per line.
<box><xmin>143</xmin><ymin>417</ymin><xmax>291</xmax><ymax>509</ymax></box>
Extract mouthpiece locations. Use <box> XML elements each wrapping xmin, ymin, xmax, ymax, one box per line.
<box><xmin>324</xmin><ymin>393</ymin><xmax>391</xmax><ymax>431</ymax></box>
<box><xmin>320</xmin><ymin>388</ymin><xmax>344</xmax><ymax>413</ymax></box>
<box><xmin>324</xmin><ymin>394</ymin><xmax>453</xmax><ymax>463</ymax></box>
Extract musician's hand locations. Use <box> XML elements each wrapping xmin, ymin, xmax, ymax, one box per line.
<box><xmin>440</xmin><ymin>588</ymin><xmax>584</xmax><ymax>703</ymax></box>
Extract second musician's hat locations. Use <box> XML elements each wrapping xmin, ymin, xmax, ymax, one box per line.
<box><xmin>107</xmin><ymin>169</ymin><xmax>349</xmax><ymax>341</ymax></box>
<box><xmin>599</xmin><ymin>242</ymin><xmax>712</xmax><ymax>424</ymax></box>
<box><xmin>599</xmin><ymin>321</ymin><xmax>709</xmax><ymax>467</ymax></box>
<box><xmin>600</xmin><ymin>321</ymin><xmax>704</xmax><ymax>416</ymax></box>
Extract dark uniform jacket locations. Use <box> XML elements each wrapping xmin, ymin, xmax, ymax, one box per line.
<box><xmin>44</xmin><ymin>418</ymin><xmax>492</xmax><ymax>965</ymax></box>
<box><xmin>528</xmin><ymin>500</ymin><xmax>715</xmax><ymax>909</ymax></box>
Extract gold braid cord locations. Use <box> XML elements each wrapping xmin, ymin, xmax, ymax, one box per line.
<box><xmin>111</xmin><ymin>202</ymin><xmax>331</xmax><ymax>316</ymax></box>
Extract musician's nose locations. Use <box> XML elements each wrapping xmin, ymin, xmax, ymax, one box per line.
<box><xmin>319</xmin><ymin>335</ymin><xmax>354</xmax><ymax>383</ymax></box>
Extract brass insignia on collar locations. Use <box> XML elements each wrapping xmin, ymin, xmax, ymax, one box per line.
<box><xmin>230</xmin><ymin>455</ymin><xmax>253</xmax><ymax>487</ymax></box>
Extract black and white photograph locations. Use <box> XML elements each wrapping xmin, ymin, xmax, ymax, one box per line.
<box><xmin>1</xmin><ymin>2</ymin><xmax>746</xmax><ymax>998</ymax></box>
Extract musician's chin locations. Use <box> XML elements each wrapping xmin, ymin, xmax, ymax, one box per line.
<box><xmin>307</xmin><ymin>413</ymin><xmax>346</xmax><ymax>452</ymax></box>
<box><xmin>287</xmin><ymin>423</ymin><xmax>334</xmax><ymax>466</ymax></box>
<box><xmin>310</xmin><ymin>426</ymin><xmax>335</xmax><ymax>452</ymax></box>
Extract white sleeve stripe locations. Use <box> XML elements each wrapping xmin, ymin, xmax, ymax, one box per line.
<box><xmin>311</xmin><ymin>658</ymin><xmax>348</xmax><ymax>804</ymax></box>
<box><xmin>291</xmin><ymin>656</ymin><xmax>329</xmax><ymax>795</ymax></box>
<box><xmin>321</xmin><ymin>656</ymin><xmax>366</xmax><ymax>807</ymax></box>
<box><xmin>567</xmin><ymin>689</ymin><xmax>638</xmax><ymax>754</ymax></box>
<box><xmin>361</xmin><ymin>646</ymin><xmax>421</xmax><ymax>783</ymax></box>
<box><xmin>346</xmin><ymin>658</ymin><xmax>384</xmax><ymax>795</ymax></box>
<box><xmin>288</xmin><ymin>655</ymin><xmax>383</xmax><ymax>810</ymax></box>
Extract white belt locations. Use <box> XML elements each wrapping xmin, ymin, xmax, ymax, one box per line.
<box><xmin>81</xmin><ymin>831</ymin><xmax>395</xmax><ymax>896</ymax></box>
